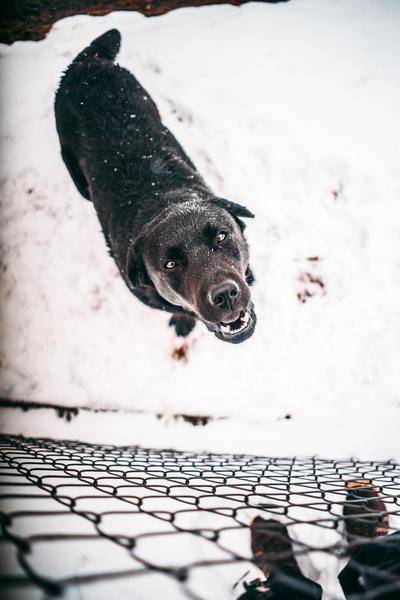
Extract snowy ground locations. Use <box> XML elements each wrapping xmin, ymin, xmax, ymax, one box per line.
<box><xmin>1</xmin><ymin>0</ymin><xmax>400</xmax><ymax>458</ymax></box>
<box><xmin>2</xmin><ymin>436</ymin><xmax>400</xmax><ymax>600</ymax></box>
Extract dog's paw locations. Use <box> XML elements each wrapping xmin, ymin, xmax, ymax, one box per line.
<box><xmin>169</xmin><ymin>314</ymin><xmax>196</xmax><ymax>337</ymax></box>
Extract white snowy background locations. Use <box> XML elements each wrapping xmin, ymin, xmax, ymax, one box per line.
<box><xmin>1</xmin><ymin>0</ymin><xmax>400</xmax><ymax>458</ymax></box>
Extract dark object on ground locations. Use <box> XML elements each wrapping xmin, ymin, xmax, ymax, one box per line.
<box><xmin>338</xmin><ymin>532</ymin><xmax>400</xmax><ymax>599</ymax></box>
<box><xmin>0</xmin><ymin>0</ymin><xmax>291</xmax><ymax>45</ymax></box>
<box><xmin>338</xmin><ymin>479</ymin><xmax>398</xmax><ymax>599</ymax></box>
<box><xmin>238</xmin><ymin>489</ymin><xmax>399</xmax><ymax>600</ymax></box>
<box><xmin>343</xmin><ymin>479</ymin><xmax>389</xmax><ymax>542</ymax></box>
<box><xmin>239</xmin><ymin>517</ymin><xmax>322</xmax><ymax>599</ymax></box>
<box><xmin>55</xmin><ymin>29</ymin><xmax>256</xmax><ymax>343</ymax></box>
<box><xmin>250</xmin><ymin>517</ymin><xmax>301</xmax><ymax>577</ymax></box>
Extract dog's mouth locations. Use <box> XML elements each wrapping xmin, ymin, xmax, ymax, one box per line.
<box><xmin>211</xmin><ymin>306</ymin><xmax>256</xmax><ymax>344</ymax></box>
<box><xmin>219</xmin><ymin>309</ymin><xmax>251</xmax><ymax>336</ymax></box>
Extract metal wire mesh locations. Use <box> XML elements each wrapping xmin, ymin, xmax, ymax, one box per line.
<box><xmin>1</xmin><ymin>434</ymin><xmax>399</xmax><ymax>599</ymax></box>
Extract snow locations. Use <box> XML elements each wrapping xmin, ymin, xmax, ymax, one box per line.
<box><xmin>2</xmin><ymin>435</ymin><xmax>400</xmax><ymax>600</ymax></box>
<box><xmin>1</xmin><ymin>0</ymin><xmax>400</xmax><ymax>460</ymax></box>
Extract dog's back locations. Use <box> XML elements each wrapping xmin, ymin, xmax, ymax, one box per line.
<box><xmin>55</xmin><ymin>29</ymin><xmax>163</xmax><ymax>202</ymax></box>
<box><xmin>55</xmin><ymin>30</ymin><xmax>207</xmax><ymax>281</ymax></box>
<box><xmin>55</xmin><ymin>29</ymin><xmax>200</xmax><ymax>203</ymax></box>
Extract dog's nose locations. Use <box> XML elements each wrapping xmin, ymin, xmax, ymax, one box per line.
<box><xmin>211</xmin><ymin>283</ymin><xmax>240</xmax><ymax>310</ymax></box>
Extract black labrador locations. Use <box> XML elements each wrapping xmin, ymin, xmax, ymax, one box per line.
<box><xmin>55</xmin><ymin>29</ymin><xmax>256</xmax><ymax>343</ymax></box>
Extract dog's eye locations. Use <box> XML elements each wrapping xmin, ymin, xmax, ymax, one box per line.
<box><xmin>216</xmin><ymin>231</ymin><xmax>227</xmax><ymax>243</ymax></box>
<box><xmin>164</xmin><ymin>260</ymin><xmax>177</xmax><ymax>270</ymax></box>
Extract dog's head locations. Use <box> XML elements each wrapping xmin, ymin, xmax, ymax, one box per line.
<box><xmin>127</xmin><ymin>198</ymin><xmax>256</xmax><ymax>343</ymax></box>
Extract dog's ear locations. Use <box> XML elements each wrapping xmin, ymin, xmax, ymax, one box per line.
<box><xmin>245</xmin><ymin>265</ymin><xmax>255</xmax><ymax>286</ymax></box>
<box><xmin>126</xmin><ymin>252</ymin><xmax>143</xmax><ymax>289</ymax></box>
<box><xmin>214</xmin><ymin>197</ymin><xmax>254</xmax><ymax>231</ymax></box>
<box><xmin>126</xmin><ymin>240</ymin><xmax>152</xmax><ymax>290</ymax></box>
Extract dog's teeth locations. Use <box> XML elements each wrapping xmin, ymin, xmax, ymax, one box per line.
<box><xmin>220</xmin><ymin>311</ymin><xmax>251</xmax><ymax>335</ymax></box>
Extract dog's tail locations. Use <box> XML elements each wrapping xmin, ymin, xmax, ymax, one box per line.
<box><xmin>72</xmin><ymin>29</ymin><xmax>121</xmax><ymax>65</ymax></box>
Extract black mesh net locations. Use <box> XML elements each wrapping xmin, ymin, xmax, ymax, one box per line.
<box><xmin>1</xmin><ymin>434</ymin><xmax>399</xmax><ymax>599</ymax></box>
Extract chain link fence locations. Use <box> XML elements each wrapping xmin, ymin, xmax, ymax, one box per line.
<box><xmin>1</xmin><ymin>434</ymin><xmax>399</xmax><ymax>599</ymax></box>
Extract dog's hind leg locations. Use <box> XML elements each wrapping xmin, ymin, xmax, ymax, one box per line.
<box><xmin>169</xmin><ymin>314</ymin><xmax>196</xmax><ymax>337</ymax></box>
<box><xmin>61</xmin><ymin>147</ymin><xmax>90</xmax><ymax>200</ymax></box>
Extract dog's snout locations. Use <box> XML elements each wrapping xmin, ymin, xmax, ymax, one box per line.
<box><xmin>211</xmin><ymin>282</ymin><xmax>240</xmax><ymax>310</ymax></box>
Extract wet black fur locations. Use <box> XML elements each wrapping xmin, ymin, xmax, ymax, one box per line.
<box><xmin>55</xmin><ymin>29</ymin><xmax>254</xmax><ymax>338</ymax></box>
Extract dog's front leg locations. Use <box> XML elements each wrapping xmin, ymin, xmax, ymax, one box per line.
<box><xmin>169</xmin><ymin>313</ymin><xmax>196</xmax><ymax>337</ymax></box>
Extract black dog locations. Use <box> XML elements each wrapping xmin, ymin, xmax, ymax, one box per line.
<box><xmin>55</xmin><ymin>30</ymin><xmax>256</xmax><ymax>343</ymax></box>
